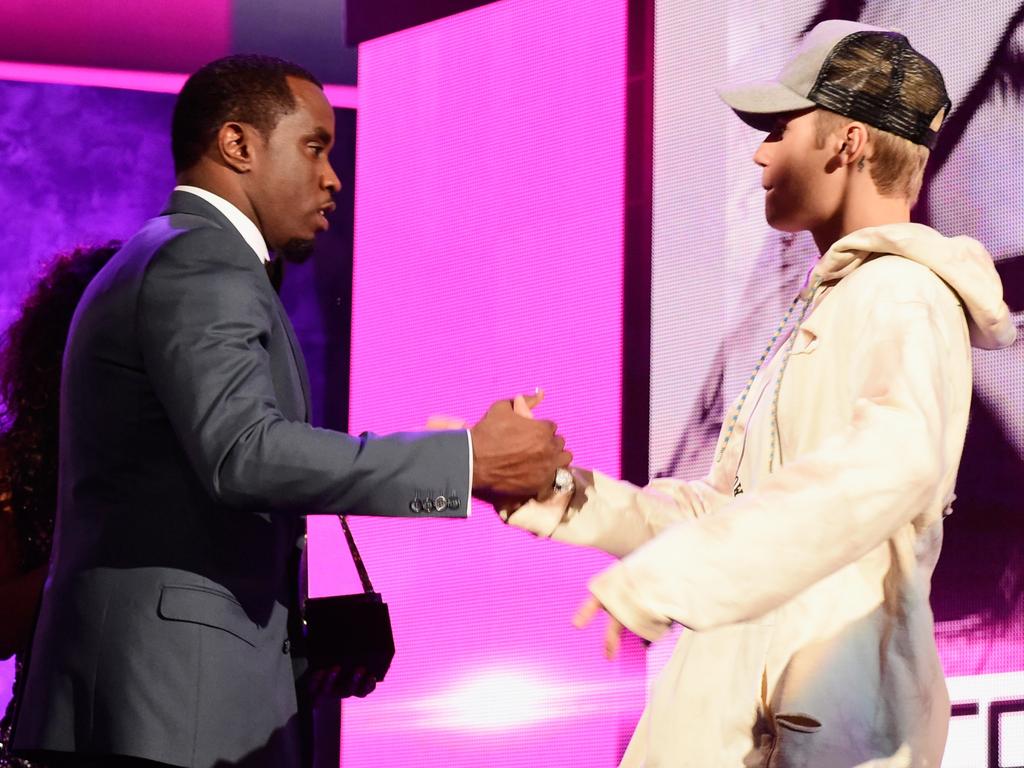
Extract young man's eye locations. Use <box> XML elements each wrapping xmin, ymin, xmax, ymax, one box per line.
<box><xmin>309</xmin><ymin>144</ymin><xmax>325</xmax><ymax>157</ymax></box>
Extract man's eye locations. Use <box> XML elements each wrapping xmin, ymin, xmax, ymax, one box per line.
<box><xmin>309</xmin><ymin>144</ymin><xmax>325</xmax><ymax>157</ymax></box>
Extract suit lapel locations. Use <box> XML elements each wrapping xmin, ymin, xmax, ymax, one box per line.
<box><xmin>162</xmin><ymin>190</ymin><xmax>313</xmax><ymax>424</ymax></box>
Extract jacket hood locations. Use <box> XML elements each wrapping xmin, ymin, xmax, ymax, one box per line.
<box><xmin>806</xmin><ymin>223</ymin><xmax>1016</xmax><ymax>350</ymax></box>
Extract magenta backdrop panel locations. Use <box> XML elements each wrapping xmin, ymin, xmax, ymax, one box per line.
<box><xmin>0</xmin><ymin>0</ymin><xmax>231</xmax><ymax>73</ymax></box>
<box><xmin>307</xmin><ymin>0</ymin><xmax>641</xmax><ymax>765</ymax></box>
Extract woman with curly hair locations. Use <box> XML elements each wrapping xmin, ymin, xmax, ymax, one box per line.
<box><xmin>0</xmin><ymin>242</ymin><xmax>120</xmax><ymax>767</ymax></box>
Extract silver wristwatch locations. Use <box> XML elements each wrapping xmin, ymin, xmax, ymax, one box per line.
<box><xmin>553</xmin><ymin>467</ymin><xmax>575</xmax><ymax>494</ymax></box>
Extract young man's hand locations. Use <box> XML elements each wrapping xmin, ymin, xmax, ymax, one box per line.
<box><xmin>574</xmin><ymin>595</ymin><xmax>625</xmax><ymax>660</ymax></box>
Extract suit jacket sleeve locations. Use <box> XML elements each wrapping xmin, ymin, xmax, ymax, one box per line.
<box><xmin>137</xmin><ymin>227</ymin><xmax>469</xmax><ymax>517</ymax></box>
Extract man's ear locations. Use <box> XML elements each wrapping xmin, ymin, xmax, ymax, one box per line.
<box><xmin>216</xmin><ymin>121</ymin><xmax>258</xmax><ymax>173</ymax></box>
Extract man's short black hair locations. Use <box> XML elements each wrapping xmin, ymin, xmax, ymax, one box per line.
<box><xmin>171</xmin><ymin>54</ymin><xmax>323</xmax><ymax>174</ymax></box>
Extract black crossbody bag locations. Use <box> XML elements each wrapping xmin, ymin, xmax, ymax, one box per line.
<box><xmin>302</xmin><ymin>515</ymin><xmax>395</xmax><ymax>681</ymax></box>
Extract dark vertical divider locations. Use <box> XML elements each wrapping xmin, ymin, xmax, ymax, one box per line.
<box><xmin>315</xmin><ymin>107</ymin><xmax>357</xmax><ymax>434</ymax></box>
<box><xmin>621</xmin><ymin>0</ymin><xmax>655</xmax><ymax>486</ymax></box>
<box><xmin>278</xmin><ymin>107</ymin><xmax>356</xmax><ymax>434</ymax></box>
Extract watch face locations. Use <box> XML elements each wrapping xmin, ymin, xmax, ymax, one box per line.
<box><xmin>553</xmin><ymin>468</ymin><xmax>575</xmax><ymax>494</ymax></box>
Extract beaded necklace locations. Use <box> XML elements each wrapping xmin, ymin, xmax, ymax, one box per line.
<box><xmin>715</xmin><ymin>277</ymin><xmax>823</xmax><ymax>472</ymax></box>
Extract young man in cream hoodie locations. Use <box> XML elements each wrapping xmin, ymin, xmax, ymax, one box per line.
<box><xmin>504</xmin><ymin>20</ymin><xmax>1016</xmax><ymax>768</ymax></box>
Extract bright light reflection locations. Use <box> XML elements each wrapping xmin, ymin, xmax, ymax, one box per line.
<box><xmin>358</xmin><ymin>665</ymin><xmax>643</xmax><ymax>734</ymax></box>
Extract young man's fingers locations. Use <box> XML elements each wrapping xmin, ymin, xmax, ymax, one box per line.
<box><xmin>573</xmin><ymin>595</ymin><xmax>603</xmax><ymax>629</ymax></box>
<box><xmin>605</xmin><ymin>617</ymin><xmax>623</xmax><ymax>660</ymax></box>
<box><xmin>512</xmin><ymin>394</ymin><xmax>533</xmax><ymax>418</ymax></box>
<box><xmin>521</xmin><ymin>387</ymin><xmax>545</xmax><ymax>411</ymax></box>
<box><xmin>426</xmin><ymin>415</ymin><xmax>467</xmax><ymax>430</ymax></box>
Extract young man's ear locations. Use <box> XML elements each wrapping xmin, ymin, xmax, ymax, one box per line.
<box><xmin>216</xmin><ymin>122</ymin><xmax>258</xmax><ymax>173</ymax></box>
<box><xmin>838</xmin><ymin>122</ymin><xmax>870</xmax><ymax>168</ymax></box>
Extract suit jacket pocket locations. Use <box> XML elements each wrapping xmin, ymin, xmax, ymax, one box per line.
<box><xmin>158</xmin><ymin>584</ymin><xmax>259</xmax><ymax>646</ymax></box>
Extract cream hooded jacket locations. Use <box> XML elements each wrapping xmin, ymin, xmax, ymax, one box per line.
<box><xmin>506</xmin><ymin>224</ymin><xmax>1015</xmax><ymax>767</ymax></box>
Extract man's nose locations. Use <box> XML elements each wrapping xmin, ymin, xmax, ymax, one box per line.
<box><xmin>324</xmin><ymin>163</ymin><xmax>342</xmax><ymax>193</ymax></box>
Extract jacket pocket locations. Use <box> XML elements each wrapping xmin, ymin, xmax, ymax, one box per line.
<box><xmin>775</xmin><ymin>712</ymin><xmax>822</xmax><ymax>733</ymax></box>
<box><xmin>158</xmin><ymin>584</ymin><xmax>259</xmax><ymax>646</ymax></box>
<box><xmin>789</xmin><ymin>327</ymin><xmax>819</xmax><ymax>356</ymax></box>
<box><xmin>766</xmin><ymin>713</ymin><xmax>828</xmax><ymax>768</ymax></box>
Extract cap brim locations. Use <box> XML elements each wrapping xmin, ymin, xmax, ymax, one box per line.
<box><xmin>717</xmin><ymin>81</ymin><xmax>816</xmax><ymax>131</ymax></box>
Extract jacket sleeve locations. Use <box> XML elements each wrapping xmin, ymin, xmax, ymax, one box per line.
<box><xmin>137</xmin><ymin>228</ymin><xmax>470</xmax><ymax>517</ymax></box>
<box><xmin>502</xmin><ymin>469</ymin><xmax>733</xmax><ymax>559</ymax></box>
<box><xmin>589</xmin><ymin>267</ymin><xmax>966</xmax><ymax>641</ymax></box>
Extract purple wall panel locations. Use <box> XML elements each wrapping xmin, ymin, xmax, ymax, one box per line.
<box><xmin>0</xmin><ymin>81</ymin><xmax>175</xmax><ymax>328</ymax></box>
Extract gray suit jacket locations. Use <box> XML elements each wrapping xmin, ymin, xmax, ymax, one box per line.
<box><xmin>13</xmin><ymin>191</ymin><xmax>469</xmax><ymax>767</ymax></box>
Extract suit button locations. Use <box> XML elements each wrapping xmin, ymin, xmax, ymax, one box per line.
<box><xmin>434</xmin><ymin>495</ymin><xmax>448</xmax><ymax>511</ymax></box>
<box><xmin>422</xmin><ymin>497</ymin><xmax>435</xmax><ymax>512</ymax></box>
<box><xmin>282</xmin><ymin>638</ymin><xmax>291</xmax><ymax>654</ymax></box>
<box><xmin>410</xmin><ymin>498</ymin><xmax>422</xmax><ymax>513</ymax></box>
<box><xmin>449</xmin><ymin>496</ymin><xmax>460</xmax><ymax>510</ymax></box>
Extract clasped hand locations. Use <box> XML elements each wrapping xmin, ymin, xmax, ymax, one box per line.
<box><xmin>468</xmin><ymin>390</ymin><xmax>572</xmax><ymax>507</ymax></box>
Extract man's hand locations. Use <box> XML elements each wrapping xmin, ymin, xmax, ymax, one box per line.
<box><xmin>307</xmin><ymin>665</ymin><xmax>377</xmax><ymax>703</ymax></box>
<box><xmin>470</xmin><ymin>390</ymin><xmax>572</xmax><ymax>507</ymax></box>
<box><xmin>573</xmin><ymin>595</ymin><xmax>624</xmax><ymax>660</ymax></box>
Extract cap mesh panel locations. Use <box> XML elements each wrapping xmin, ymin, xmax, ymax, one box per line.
<box><xmin>808</xmin><ymin>31</ymin><xmax>951</xmax><ymax>148</ymax></box>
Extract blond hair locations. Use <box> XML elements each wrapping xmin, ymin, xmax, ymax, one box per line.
<box><xmin>814</xmin><ymin>109</ymin><xmax>931</xmax><ymax>206</ymax></box>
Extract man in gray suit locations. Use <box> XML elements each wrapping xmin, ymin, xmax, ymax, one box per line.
<box><xmin>12</xmin><ymin>55</ymin><xmax>569</xmax><ymax>767</ymax></box>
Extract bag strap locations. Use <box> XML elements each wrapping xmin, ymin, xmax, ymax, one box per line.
<box><xmin>337</xmin><ymin>514</ymin><xmax>375</xmax><ymax>594</ymax></box>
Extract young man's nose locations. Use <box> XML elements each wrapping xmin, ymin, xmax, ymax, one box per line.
<box><xmin>753</xmin><ymin>142</ymin><xmax>769</xmax><ymax>168</ymax></box>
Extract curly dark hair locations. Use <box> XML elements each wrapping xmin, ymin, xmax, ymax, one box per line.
<box><xmin>171</xmin><ymin>53</ymin><xmax>323</xmax><ymax>174</ymax></box>
<box><xmin>0</xmin><ymin>242</ymin><xmax>120</xmax><ymax>572</ymax></box>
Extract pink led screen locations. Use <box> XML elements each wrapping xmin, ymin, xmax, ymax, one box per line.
<box><xmin>306</xmin><ymin>0</ymin><xmax>640</xmax><ymax>765</ymax></box>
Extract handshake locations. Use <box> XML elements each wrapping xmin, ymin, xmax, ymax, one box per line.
<box><xmin>434</xmin><ymin>390</ymin><xmax>572</xmax><ymax>509</ymax></box>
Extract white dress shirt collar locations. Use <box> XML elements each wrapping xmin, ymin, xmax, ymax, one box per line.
<box><xmin>173</xmin><ymin>185</ymin><xmax>271</xmax><ymax>264</ymax></box>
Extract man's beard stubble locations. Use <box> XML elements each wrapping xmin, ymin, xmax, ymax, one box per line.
<box><xmin>278</xmin><ymin>237</ymin><xmax>316</xmax><ymax>264</ymax></box>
